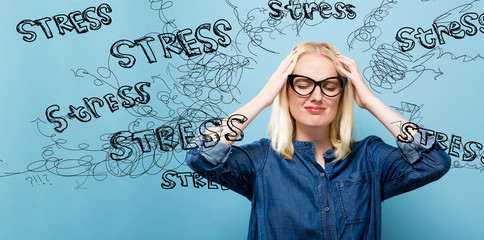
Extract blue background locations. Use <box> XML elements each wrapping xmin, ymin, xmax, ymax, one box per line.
<box><xmin>1</xmin><ymin>0</ymin><xmax>483</xmax><ymax>239</ymax></box>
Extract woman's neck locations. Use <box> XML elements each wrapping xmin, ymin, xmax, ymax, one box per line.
<box><xmin>295</xmin><ymin>124</ymin><xmax>333</xmax><ymax>168</ymax></box>
<box><xmin>294</xmin><ymin>124</ymin><xmax>333</xmax><ymax>152</ymax></box>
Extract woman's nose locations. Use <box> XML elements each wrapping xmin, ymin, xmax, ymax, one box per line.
<box><xmin>309</xmin><ymin>86</ymin><xmax>324</xmax><ymax>102</ymax></box>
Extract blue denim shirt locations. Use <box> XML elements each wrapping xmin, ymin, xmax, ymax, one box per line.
<box><xmin>185</xmin><ymin>134</ymin><xmax>451</xmax><ymax>240</ymax></box>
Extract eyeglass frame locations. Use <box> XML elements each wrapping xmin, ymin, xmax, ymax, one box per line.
<box><xmin>287</xmin><ymin>74</ymin><xmax>348</xmax><ymax>97</ymax></box>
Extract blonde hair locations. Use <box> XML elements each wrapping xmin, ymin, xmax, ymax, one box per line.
<box><xmin>268</xmin><ymin>41</ymin><xmax>354</xmax><ymax>160</ymax></box>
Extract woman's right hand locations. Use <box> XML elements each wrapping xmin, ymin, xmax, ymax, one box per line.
<box><xmin>257</xmin><ymin>47</ymin><xmax>298</xmax><ymax>108</ymax></box>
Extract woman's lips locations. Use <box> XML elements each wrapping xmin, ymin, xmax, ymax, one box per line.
<box><xmin>304</xmin><ymin>106</ymin><xmax>325</xmax><ymax>113</ymax></box>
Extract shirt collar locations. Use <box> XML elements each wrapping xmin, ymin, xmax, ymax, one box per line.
<box><xmin>293</xmin><ymin>139</ymin><xmax>336</xmax><ymax>162</ymax></box>
<box><xmin>323</xmin><ymin>148</ymin><xmax>336</xmax><ymax>162</ymax></box>
<box><xmin>292</xmin><ymin>139</ymin><xmax>314</xmax><ymax>149</ymax></box>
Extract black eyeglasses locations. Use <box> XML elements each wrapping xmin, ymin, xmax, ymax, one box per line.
<box><xmin>287</xmin><ymin>74</ymin><xmax>347</xmax><ymax>97</ymax></box>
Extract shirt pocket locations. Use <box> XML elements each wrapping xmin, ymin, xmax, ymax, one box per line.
<box><xmin>335</xmin><ymin>171</ymin><xmax>372</xmax><ymax>224</ymax></box>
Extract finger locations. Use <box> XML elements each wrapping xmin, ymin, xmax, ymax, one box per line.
<box><xmin>336</xmin><ymin>64</ymin><xmax>351</xmax><ymax>77</ymax></box>
<box><xmin>282</xmin><ymin>47</ymin><xmax>298</xmax><ymax>64</ymax></box>
<box><xmin>285</xmin><ymin>56</ymin><xmax>298</xmax><ymax>74</ymax></box>
<box><xmin>336</xmin><ymin>54</ymin><xmax>356</xmax><ymax>63</ymax></box>
<box><xmin>337</xmin><ymin>60</ymin><xmax>357</xmax><ymax>76</ymax></box>
<box><xmin>336</xmin><ymin>55</ymin><xmax>359</xmax><ymax>71</ymax></box>
<box><xmin>276</xmin><ymin>50</ymin><xmax>298</xmax><ymax>76</ymax></box>
<box><xmin>336</xmin><ymin>55</ymin><xmax>353</xmax><ymax>66</ymax></box>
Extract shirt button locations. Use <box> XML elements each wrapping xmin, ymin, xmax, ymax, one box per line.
<box><xmin>320</xmin><ymin>172</ymin><xmax>325</xmax><ymax>178</ymax></box>
<box><xmin>324</xmin><ymin>206</ymin><xmax>330</xmax><ymax>212</ymax></box>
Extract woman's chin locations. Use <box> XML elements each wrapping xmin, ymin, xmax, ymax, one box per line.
<box><xmin>298</xmin><ymin>120</ymin><xmax>331</xmax><ymax>129</ymax></box>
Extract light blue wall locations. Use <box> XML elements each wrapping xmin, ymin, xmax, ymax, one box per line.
<box><xmin>1</xmin><ymin>0</ymin><xmax>483</xmax><ymax>239</ymax></box>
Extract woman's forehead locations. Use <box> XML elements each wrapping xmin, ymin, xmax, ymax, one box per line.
<box><xmin>293</xmin><ymin>54</ymin><xmax>338</xmax><ymax>78</ymax></box>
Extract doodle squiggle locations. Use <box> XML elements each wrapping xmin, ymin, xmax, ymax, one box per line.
<box><xmin>347</xmin><ymin>0</ymin><xmax>398</xmax><ymax>51</ymax></box>
<box><xmin>363</xmin><ymin>41</ymin><xmax>443</xmax><ymax>94</ymax></box>
<box><xmin>16</xmin><ymin>49</ymin><xmax>253</xmax><ymax>189</ymax></box>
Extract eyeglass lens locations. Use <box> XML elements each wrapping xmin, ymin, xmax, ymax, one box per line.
<box><xmin>292</xmin><ymin>76</ymin><xmax>343</xmax><ymax>96</ymax></box>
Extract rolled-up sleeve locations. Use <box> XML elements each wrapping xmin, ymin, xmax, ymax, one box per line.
<box><xmin>188</xmin><ymin>135</ymin><xmax>232</xmax><ymax>166</ymax></box>
<box><xmin>367</xmin><ymin>130</ymin><xmax>451</xmax><ymax>200</ymax></box>
<box><xmin>397</xmin><ymin>126</ymin><xmax>437</xmax><ymax>164</ymax></box>
<box><xmin>185</xmin><ymin>137</ymin><xmax>268</xmax><ymax>199</ymax></box>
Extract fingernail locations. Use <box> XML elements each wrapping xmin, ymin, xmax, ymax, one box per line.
<box><xmin>293</xmin><ymin>46</ymin><xmax>297</xmax><ymax>51</ymax></box>
<box><xmin>291</xmin><ymin>60</ymin><xmax>293</xmax><ymax>63</ymax></box>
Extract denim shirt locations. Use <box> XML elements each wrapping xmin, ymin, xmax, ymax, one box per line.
<box><xmin>185</xmin><ymin>134</ymin><xmax>451</xmax><ymax>240</ymax></box>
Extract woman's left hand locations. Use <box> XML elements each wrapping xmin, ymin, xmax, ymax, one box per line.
<box><xmin>335</xmin><ymin>54</ymin><xmax>375</xmax><ymax>110</ymax></box>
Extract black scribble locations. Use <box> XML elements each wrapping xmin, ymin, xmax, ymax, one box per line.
<box><xmin>434</xmin><ymin>47</ymin><xmax>484</xmax><ymax>62</ymax></box>
<box><xmin>433</xmin><ymin>0</ymin><xmax>478</xmax><ymax>24</ymax></box>
<box><xmin>7</xmin><ymin>33</ymin><xmax>253</xmax><ymax>189</ymax></box>
<box><xmin>4</xmin><ymin>23</ymin><xmax>253</xmax><ymax>187</ymax></box>
<box><xmin>3</xmin><ymin>116</ymin><xmax>182</xmax><ymax>189</ymax></box>
<box><xmin>395</xmin><ymin>1</ymin><xmax>484</xmax><ymax>56</ymax></box>
<box><xmin>173</xmin><ymin>51</ymin><xmax>252</xmax><ymax>103</ymax></box>
<box><xmin>364</xmin><ymin>37</ymin><xmax>484</xmax><ymax>93</ymax></box>
<box><xmin>347</xmin><ymin>0</ymin><xmax>398</xmax><ymax>51</ymax></box>
<box><xmin>22</xmin><ymin>76</ymin><xmax>244</xmax><ymax>189</ymax></box>
<box><xmin>431</xmin><ymin>0</ymin><xmax>484</xmax><ymax>61</ymax></box>
<box><xmin>147</xmin><ymin>0</ymin><xmax>177</xmax><ymax>32</ymax></box>
<box><xmin>360</xmin><ymin>1</ymin><xmax>484</xmax><ymax>94</ymax></box>
<box><xmin>75</xmin><ymin>180</ymin><xmax>88</xmax><ymax>190</ymax></box>
<box><xmin>71</xmin><ymin>67</ymin><xmax>121</xmax><ymax>90</ymax></box>
<box><xmin>364</xmin><ymin>32</ymin><xmax>484</xmax><ymax>94</ymax></box>
<box><xmin>451</xmin><ymin>161</ymin><xmax>484</xmax><ymax>172</ymax></box>
<box><xmin>224</xmin><ymin>0</ymin><xmax>326</xmax><ymax>55</ymax></box>
<box><xmin>121</xmin><ymin>50</ymin><xmax>253</xmax><ymax>122</ymax></box>
<box><xmin>363</xmin><ymin>41</ymin><xmax>443</xmax><ymax>94</ymax></box>
<box><xmin>390</xmin><ymin>101</ymin><xmax>424</xmax><ymax>124</ymax></box>
<box><xmin>225</xmin><ymin>0</ymin><xmax>285</xmax><ymax>55</ymax></box>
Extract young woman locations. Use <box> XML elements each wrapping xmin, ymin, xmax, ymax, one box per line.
<box><xmin>185</xmin><ymin>41</ymin><xmax>451</xmax><ymax>240</ymax></box>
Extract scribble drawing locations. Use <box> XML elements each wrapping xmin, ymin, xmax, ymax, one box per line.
<box><xmin>147</xmin><ymin>0</ymin><xmax>177</xmax><ymax>32</ymax></box>
<box><xmin>433</xmin><ymin>0</ymin><xmax>480</xmax><ymax>25</ymax></box>
<box><xmin>347</xmin><ymin>0</ymin><xmax>398</xmax><ymax>51</ymax></box>
<box><xmin>0</xmin><ymin>0</ymin><xmax>261</xmax><ymax>189</ymax></box>
<box><xmin>15</xmin><ymin>36</ymin><xmax>253</xmax><ymax>189</ymax></box>
<box><xmin>13</xmin><ymin>0</ymin><xmax>484</xmax><ymax>190</ymax></box>
<box><xmin>396</xmin><ymin>0</ymin><xmax>484</xmax><ymax>54</ymax></box>
<box><xmin>358</xmin><ymin>1</ymin><xmax>484</xmax><ymax>94</ymax></box>
<box><xmin>225</xmin><ymin>0</ymin><xmax>355</xmax><ymax>55</ymax></box>
<box><xmin>363</xmin><ymin>41</ymin><xmax>443</xmax><ymax>94</ymax></box>
<box><xmin>390</xmin><ymin>101</ymin><xmax>424</xmax><ymax>124</ymax></box>
<box><xmin>431</xmin><ymin>0</ymin><xmax>484</xmax><ymax>61</ymax></box>
<box><xmin>451</xmin><ymin>161</ymin><xmax>484</xmax><ymax>172</ymax></box>
<box><xmin>225</xmin><ymin>0</ymin><xmax>291</xmax><ymax>55</ymax></box>
<box><xmin>72</xmin><ymin>67</ymin><xmax>121</xmax><ymax>90</ymax></box>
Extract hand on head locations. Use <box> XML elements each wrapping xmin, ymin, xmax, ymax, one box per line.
<box><xmin>258</xmin><ymin>47</ymin><xmax>299</xmax><ymax>107</ymax></box>
<box><xmin>335</xmin><ymin>54</ymin><xmax>375</xmax><ymax>109</ymax></box>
